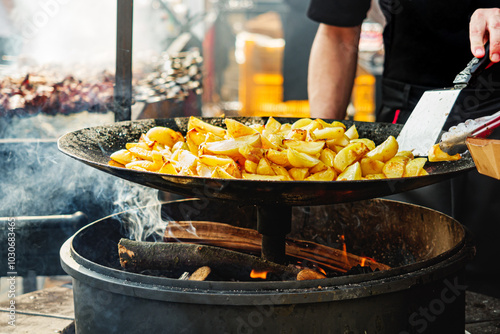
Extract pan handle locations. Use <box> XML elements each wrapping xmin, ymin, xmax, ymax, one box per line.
<box><xmin>453</xmin><ymin>41</ymin><xmax>491</xmax><ymax>87</ymax></box>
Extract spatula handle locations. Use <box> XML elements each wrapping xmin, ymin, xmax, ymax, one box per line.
<box><xmin>453</xmin><ymin>42</ymin><xmax>491</xmax><ymax>86</ymax></box>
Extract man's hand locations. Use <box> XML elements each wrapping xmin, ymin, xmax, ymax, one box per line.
<box><xmin>470</xmin><ymin>8</ymin><xmax>500</xmax><ymax>62</ymax></box>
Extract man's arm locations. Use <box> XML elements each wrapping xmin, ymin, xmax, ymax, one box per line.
<box><xmin>470</xmin><ymin>8</ymin><xmax>500</xmax><ymax>62</ymax></box>
<box><xmin>308</xmin><ymin>23</ymin><xmax>361</xmax><ymax>120</ymax></box>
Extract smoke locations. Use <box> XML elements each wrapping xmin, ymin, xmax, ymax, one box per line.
<box><xmin>2</xmin><ymin>0</ymin><xmax>169</xmax><ymax>74</ymax></box>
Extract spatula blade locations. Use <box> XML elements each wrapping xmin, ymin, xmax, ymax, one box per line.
<box><xmin>397</xmin><ymin>89</ymin><xmax>461</xmax><ymax>156</ymax></box>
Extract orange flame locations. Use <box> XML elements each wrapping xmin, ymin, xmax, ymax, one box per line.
<box><xmin>340</xmin><ymin>235</ymin><xmax>350</xmax><ymax>267</ymax></box>
<box><xmin>250</xmin><ymin>269</ymin><xmax>268</xmax><ymax>279</ymax></box>
<box><xmin>360</xmin><ymin>257</ymin><xmax>366</xmax><ymax>267</ymax></box>
<box><xmin>317</xmin><ymin>267</ymin><xmax>327</xmax><ymax>275</ymax></box>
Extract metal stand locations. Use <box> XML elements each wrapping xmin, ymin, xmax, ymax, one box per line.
<box><xmin>114</xmin><ymin>0</ymin><xmax>134</xmax><ymax>122</ymax></box>
<box><xmin>256</xmin><ymin>205</ymin><xmax>292</xmax><ymax>264</ymax></box>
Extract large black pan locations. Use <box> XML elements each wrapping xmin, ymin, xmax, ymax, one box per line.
<box><xmin>57</xmin><ymin>117</ymin><xmax>475</xmax><ymax>207</ymax></box>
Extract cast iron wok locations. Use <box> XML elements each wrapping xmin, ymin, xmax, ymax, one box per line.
<box><xmin>57</xmin><ymin>117</ymin><xmax>475</xmax><ymax>206</ymax></box>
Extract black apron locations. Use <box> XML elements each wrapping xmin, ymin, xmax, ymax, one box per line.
<box><xmin>377</xmin><ymin>0</ymin><xmax>500</xmax><ymax>278</ymax></box>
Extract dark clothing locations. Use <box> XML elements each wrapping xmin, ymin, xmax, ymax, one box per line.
<box><xmin>308</xmin><ymin>0</ymin><xmax>500</xmax><ymax>89</ymax></box>
<box><xmin>282</xmin><ymin>0</ymin><xmax>319</xmax><ymax>101</ymax></box>
<box><xmin>307</xmin><ymin>0</ymin><xmax>500</xmax><ymax>284</ymax></box>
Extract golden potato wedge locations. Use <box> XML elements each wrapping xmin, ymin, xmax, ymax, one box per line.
<box><xmin>333</xmin><ymin>142</ymin><xmax>370</xmax><ymax>172</ymax></box>
<box><xmin>279</xmin><ymin>123</ymin><xmax>292</xmax><ymax>134</ymax></box>
<box><xmin>365</xmin><ymin>135</ymin><xmax>398</xmax><ymax>162</ymax></box>
<box><xmin>319</xmin><ymin>148</ymin><xmax>336</xmax><ymax>167</ymax></box>
<box><xmin>110</xmin><ymin>149</ymin><xmax>135</xmax><ymax>165</ymax></box>
<box><xmin>302</xmin><ymin>119</ymin><xmax>322</xmax><ymax>133</ymax></box>
<box><xmin>172</xmin><ymin>141</ymin><xmax>189</xmax><ymax>153</ymax></box>
<box><xmin>158</xmin><ymin>162</ymin><xmax>178</xmax><ymax>175</ymax></box>
<box><xmin>350</xmin><ymin>138</ymin><xmax>376</xmax><ymax>151</ymax></box>
<box><xmin>288</xmin><ymin>167</ymin><xmax>310</xmax><ymax>180</ymax></box>
<box><xmin>271</xmin><ymin>165</ymin><xmax>293</xmax><ymax>180</ymax></box>
<box><xmin>344</xmin><ymin>125</ymin><xmax>359</xmax><ymax>140</ymax></box>
<box><xmin>199</xmin><ymin>154</ymin><xmax>235</xmax><ymax>166</ymax></box>
<box><xmin>265</xmin><ymin>117</ymin><xmax>282</xmax><ymax>133</ymax></box>
<box><xmin>188</xmin><ymin>116</ymin><xmax>227</xmax><ymax>138</ymax></box>
<box><xmin>326</xmin><ymin>134</ymin><xmax>350</xmax><ymax>148</ymax></box>
<box><xmin>250</xmin><ymin>124</ymin><xmax>265</xmax><ymax>134</ymax></box>
<box><xmin>382</xmin><ymin>156</ymin><xmax>409</xmax><ymax>178</ymax></box>
<box><xmin>291</xmin><ymin>118</ymin><xmax>313</xmax><ymax>129</ymax></box>
<box><xmin>128</xmin><ymin>146</ymin><xmax>154</xmax><ymax>161</ymax></box>
<box><xmin>244</xmin><ymin>159</ymin><xmax>258</xmax><ymax>174</ymax></box>
<box><xmin>239</xmin><ymin>144</ymin><xmax>264</xmax><ymax>163</ymax></box>
<box><xmin>211</xmin><ymin>167</ymin><xmax>237</xmax><ymax>179</ymax></box>
<box><xmin>419</xmin><ymin>169</ymin><xmax>429</xmax><ymax>176</ymax></box>
<box><xmin>428</xmin><ymin>143</ymin><xmax>461</xmax><ymax>162</ymax></box>
<box><xmin>126</xmin><ymin>160</ymin><xmax>155</xmax><ymax>170</ymax></box>
<box><xmin>256</xmin><ymin>158</ymin><xmax>276</xmax><ymax>176</ymax></box>
<box><xmin>403</xmin><ymin>157</ymin><xmax>427</xmax><ymax>177</ymax></box>
<box><xmin>126</xmin><ymin>142</ymin><xmax>151</xmax><ymax>151</ymax></box>
<box><xmin>309</xmin><ymin>161</ymin><xmax>328</xmax><ymax>173</ymax></box>
<box><xmin>305</xmin><ymin>167</ymin><xmax>337</xmax><ymax>181</ymax></box>
<box><xmin>139</xmin><ymin>133</ymin><xmax>155</xmax><ymax>147</ymax></box>
<box><xmin>283</xmin><ymin>139</ymin><xmax>325</xmax><ymax>155</ymax></box>
<box><xmin>287</xmin><ymin>148</ymin><xmax>321</xmax><ymax>168</ymax></box>
<box><xmin>313</xmin><ymin>127</ymin><xmax>345</xmax><ymax>141</ymax></box>
<box><xmin>337</xmin><ymin>162</ymin><xmax>362</xmax><ymax>181</ymax></box>
<box><xmin>262</xmin><ymin>132</ymin><xmax>285</xmax><ymax>150</ymax></box>
<box><xmin>266</xmin><ymin>149</ymin><xmax>289</xmax><ymax>166</ymax></box>
<box><xmin>146</xmin><ymin>127</ymin><xmax>184</xmax><ymax>148</ymax></box>
<box><xmin>285</xmin><ymin>128</ymin><xmax>307</xmax><ymax>141</ymax></box>
<box><xmin>225</xmin><ymin>118</ymin><xmax>258</xmax><ymax>138</ymax></box>
<box><xmin>204</xmin><ymin>133</ymin><xmax>261</xmax><ymax>158</ymax></box>
<box><xmin>360</xmin><ymin>157</ymin><xmax>385</xmax><ymax>176</ymax></box>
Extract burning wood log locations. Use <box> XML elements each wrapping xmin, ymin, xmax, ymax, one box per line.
<box><xmin>118</xmin><ymin>238</ymin><xmax>302</xmax><ymax>281</ymax></box>
<box><xmin>164</xmin><ymin>221</ymin><xmax>391</xmax><ymax>273</ymax></box>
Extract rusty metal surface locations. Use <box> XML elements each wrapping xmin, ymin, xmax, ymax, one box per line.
<box><xmin>57</xmin><ymin>117</ymin><xmax>476</xmax><ymax>206</ymax></box>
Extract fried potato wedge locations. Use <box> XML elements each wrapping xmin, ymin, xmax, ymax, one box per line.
<box><xmin>365</xmin><ymin>135</ymin><xmax>398</xmax><ymax>162</ymax></box>
<box><xmin>146</xmin><ymin>126</ymin><xmax>184</xmax><ymax>148</ymax></box>
<box><xmin>287</xmin><ymin>148</ymin><xmax>321</xmax><ymax>168</ymax></box>
<box><xmin>360</xmin><ymin>157</ymin><xmax>385</xmax><ymax>176</ymax></box>
<box><xmin>188</xmin><ymin>116</ymin><xmax>227</xmax><ymax>138</ymax></box>
<box><xmin>382</xmin><ymin>156</ymin><xmax>409</xmax><ymax>178</ymax></box>
<box><xmin>288</xmin><ymin>167</ymin><xmax>310</xmax><ymax>180</ymax></box>
<box><xmin>204</xmin><ymin>133</ymin><xmax>261</xmax><ymax>157</ymax></box>
<box><xmin>333</xmin><ymin>142</ymin><xmax>370</xmax><ymax>172</ymax></box>
<box><xmin>305</xmin><ymin>167</ymin><xmax>336</xmax><ymax>181</ymax></box>
<box><xmin>225</xmin><ymin>118</ymin><xmax>258</xmax><ymax>138</ymax></box>
<box><xmin>337</xmin><ymin>162</ymin><xmax>362</xmax><ymax>181</ymax></box>
<box><xmin>110</xmin><ymin>149</ymin><xmax>135</xmax><ymax>165</ymax></box>
<box><xmin>283</xmin><ymin>139</ymin><xmax>325</xmax><ymax>155</ymax></box>
<box><xmin>403</xmin><ymin>157</ymin><xmax>427</xmax><ymax>177</ymax></box>
<box><xmin>428</xmin><ymin>143</ymin><xmax>461</xmax><ymax>162</ymax></box>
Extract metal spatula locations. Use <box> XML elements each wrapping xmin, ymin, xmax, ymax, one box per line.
<box><xmin>397</xmin><ymin>43</ymin><xmax>492</xmax><ymax>156</ymax></box>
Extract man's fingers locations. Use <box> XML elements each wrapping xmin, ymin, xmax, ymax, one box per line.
<box><xmin>470</xmin><ymin>8</ymin><xmax>500</xmax><ymax>62</ymax></box>
<box><xmin>485</xmin><ymin>9</ymin><xmax>500</xmax><ymax>62</ymax></box>
<box><xmin>470</xmin><ymin>9</ymin><xmax>488</xmax><ymax>58</ymax></box>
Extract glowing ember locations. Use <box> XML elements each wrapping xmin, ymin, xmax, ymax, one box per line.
<box><xmin>250</xmin><ymin>269</ymin><xmax>268</xmax><ymax>279</ymax></box>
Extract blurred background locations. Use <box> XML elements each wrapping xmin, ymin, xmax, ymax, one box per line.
<box><xmin>0</xmin><ymin>0</ymin><xmax>383</xmax><ymax>297</ymax></box>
